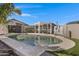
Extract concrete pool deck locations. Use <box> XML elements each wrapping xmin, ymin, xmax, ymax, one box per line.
<box><xmin>0</xmin><ymin>33</ymin><xmax>76</xmax><ymax>56</ymax></box>
<box><xmin>0</xmin><ymin>35</ymin><xmax>45</xmax><ymax>56</ymax></box>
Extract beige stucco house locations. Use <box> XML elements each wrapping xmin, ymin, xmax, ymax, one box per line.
<box><xmin>63</xmin><ymin>21</ymin><xmax>79</xmax><ymax>39</ymax></box>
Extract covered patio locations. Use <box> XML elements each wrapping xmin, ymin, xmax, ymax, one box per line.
<box><xmin>33</xmin><ymin>22</ymin><xmax>56</xmax><ymax>34</ymax></box>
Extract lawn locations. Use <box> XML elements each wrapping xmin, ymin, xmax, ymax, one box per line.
<box><xmin>47</xmin><ymin>38</ymin><xmax>79</xmax><ymax>56</ymax></box>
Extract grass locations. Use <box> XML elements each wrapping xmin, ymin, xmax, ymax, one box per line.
<box><xmin>48</xmin><ymin>38</ymin><xmax>79</xmax><ymax>56</ymax></box>
<box><xmin>66</xmin><ymin>38</ymin><xmax>79</xmax><ymax>55</ymax></box>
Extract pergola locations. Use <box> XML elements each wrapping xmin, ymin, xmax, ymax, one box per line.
<box><xmin>33</xmin><ymin>22</ymin><xmax>55</xmax><ymax>34</ymax></box>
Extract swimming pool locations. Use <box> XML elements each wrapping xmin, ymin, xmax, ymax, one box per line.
<box><xmin>8</xmin><ymin>34</ymin><xmax>63</xmax><ymax>47</ymax></box>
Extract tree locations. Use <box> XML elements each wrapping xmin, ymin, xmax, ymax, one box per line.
<box><xmin>0</xmin><ymin>3</ymin><xmax>21</xmax><ymax>34</ymax></box>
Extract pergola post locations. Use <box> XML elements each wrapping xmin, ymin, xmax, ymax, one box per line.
<box><xmin>21</xmin><ymin>25</ymin><xmax>24</xmax><ymax>33</ymax></box>
<box><xmin>47</xmin><ymin>23</ymin><xmax>49</xmax><ymax>34</ymax></box>
<box><xmin>42</xmin><ymin>25</ymin><xmax>43</xmax><ymax>33</ymax></box>
<box><xmin>50</xmin><ymin>23</ymin><xmax>52</xmax><ymax>34</ymax></box>
<box><xmin>38</xmin><ymin>22</ymin><xmax>40</xmax><ymax>33</ymax></box>
<box><xmin>34</xmin><ymin>25</ymin><xmax>36</xmax><ymax>33</ymax></box>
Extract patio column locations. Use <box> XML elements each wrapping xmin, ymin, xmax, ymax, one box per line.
<box><xmin>47</xmin><ymin>23</ymin><xmax>49</xmax><ymax>34</ymax></box>
<box><xmin>50</xmin><ymin>23</ymin><xmax>52</xmax><ymax>34</ymax></box>
<box><xmin>66</xmin><ymin>25</ymin><xmax>68</xmax><ymax>37</ymax></box>
<box><xmin>42</xmin><ymin>25</ymin><xmax>43</xmax><ymax>33</ymax></box>
<box><xmin>34</xmin><ymin>25</ymin><xmax>36</xmax><ymax>33</ymax></box>
<box><xmin>21</xmin><ymin>25</ymin><xmax>24</xmax><ymax>33</ymax></box>
<box><xmin>38</xmin><ymin>22</ymin><xmax>40</xmax><ymax>33</ymax></box>
<box><xmin>53</xmin><ymin>26</ymin><xmax>56</xmax><ymax>34</ymax></box>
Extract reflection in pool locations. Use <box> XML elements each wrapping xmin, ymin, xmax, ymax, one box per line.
<box><xmin>8</xmin><ymin>34</ymin><xmax>62</xmax><ymax>46</ymax></box>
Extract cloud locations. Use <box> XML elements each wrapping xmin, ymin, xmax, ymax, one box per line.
<box><xmin>16</xmin><ymin>5</ymin><xmax>42</xmax><ymax>8</ymax></box>
<box><xmin>21</xmin><ymin>13</ymin><xmax>31</xmax><ymax>16</ymax></box>
<box><xmin>21</xmin><ymin>13</ymin><xmax>37</xmax><ymax>18</ymax></box>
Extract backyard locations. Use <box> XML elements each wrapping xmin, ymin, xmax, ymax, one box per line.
<box><xmin>0</xmin><ymin>3</ymin><xmax>79</xmax><ymax>56</ymax></box>
<box><xmin>48</xmin><ymin>38</ymin><xmax>79</xmax><ymax>56</ymax></box>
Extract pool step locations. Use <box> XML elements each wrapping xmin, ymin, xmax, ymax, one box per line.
<box><xmin>0</xmin><ymin>49</ymin><xmax>12</xmax><ymax>52</ymax></box>
<box><xmin>0</xmin><ymin>41</ymin><xmax>17</xmax><ymax>56</ymax></box>
<box><xmin>0</xmin><ymin>49</ymin><xmax>13</xmax><ymax>56</ymax></box>
<box><xmin>40</xmin><ymin>51</ymin><xmax>54</xmax><ymax>56</ymax></box>
<box><xmin>0</xmin><ymin>53</ymin><xmax>10</xmax><ymax>56</ymax></box>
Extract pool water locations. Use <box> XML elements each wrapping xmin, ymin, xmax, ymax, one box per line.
<box><xmin>8</xmin><ymin>34</ymin><xmax>62</xmax><ymax>46</ymax></box>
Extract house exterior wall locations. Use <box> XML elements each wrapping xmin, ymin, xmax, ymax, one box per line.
<box><xmin>63</xmin><ymin>24</ymin><xmax>79</xmax><ymax>39</ymax></box>
<box><xmin>8</xmin><ymin>20</ymin><xmax>29</xmax><ymax>33</ymax></box>
<box><xmin>54</xmin><ymin>26</ymin><xmax>63</xmax><ymax>35</ymax></box>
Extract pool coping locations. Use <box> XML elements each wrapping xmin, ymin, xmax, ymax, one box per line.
<box><xmin>27</xmin><ymin>33</ymin><xmax>76</xmax><ymax>50</ymax></box>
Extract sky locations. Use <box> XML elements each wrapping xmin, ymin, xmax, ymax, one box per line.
<box><xmin>9</xmin><ymin>3</ymin><xmax>79</xmax><ymax>25</ymax></box>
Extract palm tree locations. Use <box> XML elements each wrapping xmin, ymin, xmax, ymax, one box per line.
<box><xmin>0</xmin><ymin>3</ymin><xmax>21</xmax><ymax>34</ymax></box>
